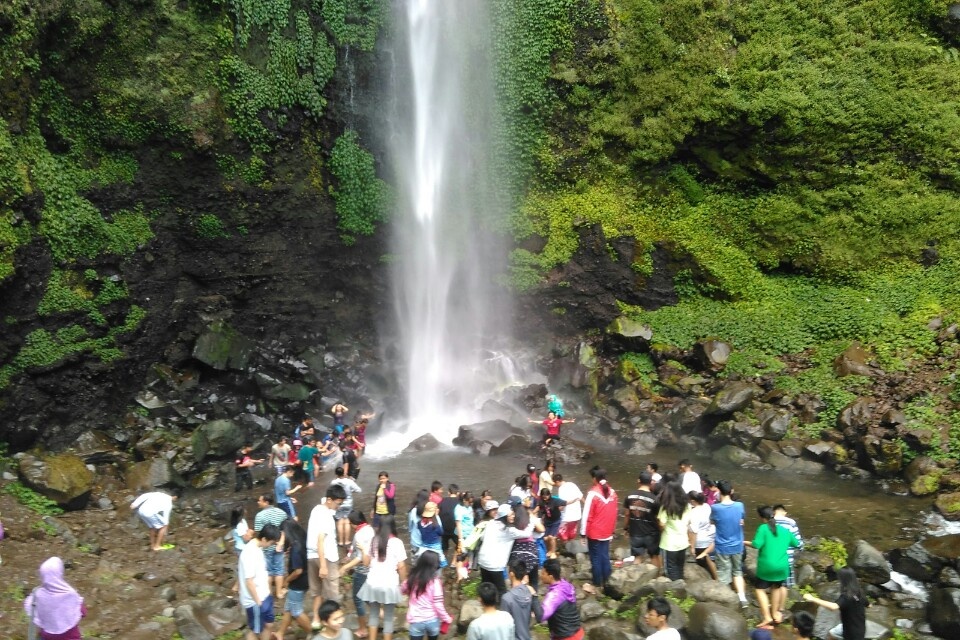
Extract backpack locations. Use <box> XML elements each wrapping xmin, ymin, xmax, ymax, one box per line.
<box><xmin>462</xmin><ymin>521</ymin><xmax>488</xmax><ymax>552</ymax></box>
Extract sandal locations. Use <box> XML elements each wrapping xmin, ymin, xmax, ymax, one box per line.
<box><xmin>756</xmin><ymin>622</ymin><xmax>774</xmax><ymax>631</ymax></box>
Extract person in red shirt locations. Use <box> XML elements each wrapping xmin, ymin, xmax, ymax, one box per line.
<box><xmin>580</xmin><ymin>469</ymin><xmax>618</xmax><ymax>595</ymax></box>
<box><xmin>528</xmin><ymin>412</ymin><xmax>576</xmax><ymax>448</ymax></box>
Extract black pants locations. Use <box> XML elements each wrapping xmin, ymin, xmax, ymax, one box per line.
<box><xmin>480</xmin><ymin>567</ymin><xmax>507</xmax><ymax>595</ymax></box>
<box><xmin>441</xmin><ymin>533</ymin><xmax>459</xmax><ymax>553</ymax></box>
<box><xmin>235</xmin><ymin>468</ymin><xmax>253</xmax><ymax>491</ymax></box>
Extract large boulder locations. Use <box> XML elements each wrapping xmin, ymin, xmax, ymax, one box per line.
<box><xmin>125</xmin><ymin>458</ymin><xmax>184</xmax><ymax>491</ymax></box>
<box><xmin>685</xmin><ymin>602</ymin><xmax>748</xmax><ymax>640</ymax></box>
<box><xmin>922</xmin><ymin>533</ymin><xmax>960</xmax><ymax>566</ymax></box>
<box><xmin>453</xmin><ymin>420</ymin><xmax>526</xmax><ymax>448</ymax></box>
<box><xmin>928</xmin><ymin>588</ymin><xmax>960</xmax><ymax>639</ymax></box>
<box><xmin>711</xmin><ymin>445</ymin><xmax>765</xmax><ymax>468</ymax></box>
<box><xmin>457</xmin><ymin>599</ymin><xmax>483</xmax><ymax>633</ymax></box>
<box><xmin>173</xmin><ymin>598</ymin><xmax>243</xmax><ymax>640</ymax></box>
<box><xmin>192</xmin><ymin>419</ymin><xmax>246</xmax><ymax>461</ymax></box>
<box><xmin>67</xmin><ymin>430</ymin><xmax>128</xmax><ymax>464</ymax></box>
<box><xmin>253</xmin><ymin>372</ymin><xmax>311</xmax><ymax>402</ymax></box>
<box><xmin>18</xmin><ymin>452</ymin><xmax>94</xmax><ymax>510</ymax></box>
<box><xmin>606</xmin><ymin>562</ymin><xmax>660</xmax><ymax>598</ymax></box>
<box><xmin>192</xmin><ymin>320</ymin><xmax>254</xmax><ymax>371</ymax></box>
<box><xmin>705</xmin><ymin>382</ymin><xmax>757</xmax><ymax>416</ymax></box>
<box><xmin>889</xmin><ymin>541</ymin><xmax>946</xmax><ymax>582</ymax></box>
<box><xmin>837</xmin><ymin>398</ymin><xmax>873</xmax><ymax>436</ymax></box>
<box><xmin>759</xmin><ymin>409</ymin><xmax>791</xmax><ymax>441</ymax></box>
<box><xmin>587</xmin><ymin>626</ymin><xmax>631</xmax><ymax>640</ymax></box>
<box><xmin>710</xmin><ymin>420</ymin><xmax>765</xmax><ymax>449</ymax></box>
<box><xmin>403</xmin><ymin>433</ymin><xmax>443</xmax><ymax>453</ymax></box>
<box><xmin>490</xmin><ymin>434</ymin><xmax>536</xmax><ymax>456</ymax></box>
<box><xmin>934</xmin><ymin>492</ymin><xmax>960</xmax><ymax>521</ymax></box>
<box><xmin>669</xmin><ymin>398</ymin><xmax>711</xmax><ymax>433</ymax></box>
<box><xmin>849</xmin><ymin>539</ymin><xmax>891</xmax><ymax>585</ymax></box>
<box><xmin>685</xmin><ymin>580</ymin><xmax>742</xmax><ymax>608</ymax></box>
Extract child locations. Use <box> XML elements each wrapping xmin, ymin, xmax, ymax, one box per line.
<box><xmin>317</xmin><ymin>599</ymin><xmax>353</xmax><ymax>640</ymax></box>
<box><xmin>401</xmin><ymin>551</ymin><xmax>453</xmax><ymax>640</ymax></box>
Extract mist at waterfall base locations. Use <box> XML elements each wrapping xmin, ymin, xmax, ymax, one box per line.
<box><xmin>375</xmin><ymin>0</ymin><xmax>524</xmax><ymax>455</ymax></box>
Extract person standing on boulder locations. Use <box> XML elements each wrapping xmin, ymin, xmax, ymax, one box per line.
<box><xmin>580</xmin><ymin>468</ymin><xmax>618</xmax><ymax>595</ymax></box>
<box><xmin>710</xmin><ymin>480</ymin><xmax>749</xmax><ymax>608</ymax></box>
<box><xmin>236</xmin><ymin>444</ymin><xmax>265</xmax><ymax>492</ymax></box>
<box><xmin>330</xmin><ymin>466</ymin><xmax>363</xmax><ymax>546</ymax></box>
<box><xmin>624</xmin><ymin>471</ymin><xmax>661</xmax><ymax>569</ymax></box>
<box><xmin>803</xmin><ymin>567</ymin><xmax>866</xmax><ymax>640</ymax></box>
<box><xmin>239</xmin><ymin>523</ymin><xmax>281</xmax><ymax>640</ymax></box>
<box><xmin>528</xmin><ymin>412</ymin><xmax>575</xmax><ymax>449</ymax></box>
<box><xmin>747</xmin><ymin>505</ymin><xmax>800</xmax><ymax>630</ymax></box>
<box><xmin>131</xmin><ymin>488</ymin><xmax>181</xmax><ymax>551</ymax></box>
<box><xmin>656</xmin><ymin>482</ymin><xmax>693</xmax><ymax>581</ymax></box>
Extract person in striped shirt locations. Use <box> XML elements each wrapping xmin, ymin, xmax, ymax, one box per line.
<box><xmin>254</xmin><ymin>494</ymin><xmax>289</xmax><ymax>599</ymax></box>
<box><xmin>773</xmin><ymin>504</ymin><xmax>804</xmax><ymax>587</ymax></box>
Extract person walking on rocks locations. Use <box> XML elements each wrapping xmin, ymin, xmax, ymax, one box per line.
<box><xmin>275</xmin><ymin>519</ymin><xmax>314</xmax><ymax>639</ymax></box>
<box><xmin>624</xmin><ymin>471</ymin><xmax>661</xmax><ymax>569</ymax></box>
<box><xmin>710</xmin><ymin>480</ymin><xmax>749</xmax><ymax>608</ymax></box>
<box><xmin>239</xmin><ymin>523</ymin><xmax>281</xmax><ymax>640</ymax></box>
<box><xmin>357</xmin><ymin>514</ymin><xmax>407</xmax><ymax>640</ymax></box>
<box><xmin>580</xmin><ymin>468</ymin><xmax>618</xmax><ymax>595</ymax></box>
<box><xmin>553</xmin><ymin>474</ymin><xmax>583</xmax><ymax>543</ymax></box>
<box><xmin>131</xmin><ymin>488</ymin><xmax>181</xmax><ymax>551</ymax></box>
<box><xmin>270</xmin><ymin>436</ymin><xmax>292</xmax><ymax>476</ymax></box>
<box><xmin>401</xmin><ymin>550</ymin><xmax>454</xmax><ymax>640</ymax></box>
<box><xmin>24</xmin><ymin>556</ymin><xmax>86</xmax><ymax>640</ymax></box>
<box><xmin>330</xmin><ymin>466</ymin><xmax>363</xmax><ymax>546</ymax></box>
<box><xmin>688</xmin><ymin>491</ymin><xmax>718</xmax><ymax>580</ymax></box>
<box><xmin>773</xmin><ymin>504</ymin><xmax>803</xmax><ymax>587</ymax></box>
<box><xmin>656</xmin><ymin>482</ymin><xmax>693</xmax><ymax>581</ymax></box>
<box><xmin>477</xmin><ymin>503</ymin><xmax>535</xmax><ymax>595</ymax></box>
<box><xmin>275</xmin><ymin>466</ymin><xmax>302</xmax><ymax>520</ymax></box>
<box><xmin>439</xmin><ymin>484</ymin><xmax>461</xmax><ymax>558</ymax></box>
<box><xmin>307</xmin><ymin>484</ymin><xmax>347</xmax><ymax>628</ymax></box>
<box><xmin>532</xmin><ymin>559</ymin><xmax>582</xmax><ymax>640</ymax></box>
<box><xmin>642</xmin><ymin>596</ymin><xmax>680</xmax><ymax>640</ymax></box>
<box><xmin>539</xmin><ymin>460</ymin><xmax>556</xmax><ymax>496</ymax></box>
<box><xmin>747</xmin><ymin>506</ymin><xmax>800</xmax><ymax>630</ymax></box>
<box><xmin>341</xmin><ymin>510</ymin><xmax>374</xmax><ymax>639</ymax></box>
<box><xmin>236</xmin><ymin>444</ymin><xmax>265</xmax><ymax>492</ymax></box>
<box><xmin>254</xmin><ymin>495</ymin><xmax>289</xmax><ymax>599</ymax></box>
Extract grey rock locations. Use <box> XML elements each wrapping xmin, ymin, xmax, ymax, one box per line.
<box><xmin>849</xmin><ymin>539</ymin><xmax>891</xmax><ymax>585</ymax></box>
<box><xmin>191</xmin><ymin>419</ymin><xmax>246</xmax><ymax>461</ymax></box>
<box><xmin>125</xmin><ymin>459</ymin><xmax>184</xmax><ymax>491</ymax></box>
<box><xmin>607</xmin><ymin>563</ymin><xmax>659</xmax><ymax>597</ymax></box>
<box><xmin>760</xmin><ymin>409</ymin><xmax>792</xmax><ymax>441</ymax></box>
<box><xmin>403</xmin><ymin>433</ymin><xmax>443</xmax><ymax>453</ymax></box>
<box><xmin>669</xmin><ymin>398</ymin><xmax>711</xmax><ymax>433</ymax></box>
<box><xmin>706</xmin><ymin>382</ymin><xmax>757</xmax><ymax>416</ymax></box>
<box><xmin>606</xmin><ymin>316</ymin><xmax>653</xmax><ymax>351</ymax></box>
<box><xmin>711</xmin><ymin>445</ymin><xmax>765</xmax><ymax>468</ymax></box>
<box><xmin>458</xmin><ymin>599</ymin><xmax>484</xmax><ymax>632</ymax></box>
<box><xmin>160</xmin><ymin>586</ymin><xmax>177</xmax><ymax>602</ymax></box>
<box><xmin>889</xmin><ymin>541</ymin><xmax>945</xmax><ymax>582</ymax></box>
<box><xmin>453</xmin><ymin>420</ymin><xmax>526</xmax><ymax>448</ymax></box>
<box><xmin>693</xmin><ymin>339</ymin><xmax>732</xmax><ymax>370</ymax></box>
<box><xmin>192</xmin><ymin>321</ymin><xmax>254</xmax><ymax>371</ymax></box>
<box><xmin>579</xmin><ymin>599</ymin><xmax>606</xmax><ymax>621</ymax></box>
<box><xmin>685</xmin><ymin>602</ymin><xmax>748</xmax><ymax>640</ymax></box>
<box><xmin>930</xmin><ymin>588</ymin><xmax>960</xmax><ymax>639</ymax></box>
<box><xmin>834</xmin><ymin>343</ymin><xmax>875</xmax><ymax>377</ymax></box>
<box><xmin>587</xmin><ymin>626</ymin><xmax>632</xmax><ymax>640</ymax></box>
<box><xmin>68</xmin><ymin>430</ymin><xmax>128</xmax><ymax>464</ymax></box>
<box><xmin>685</xmin><ymin>580</ymin><xmax>741</xmax><ymax>607</ymax></box>
<box><xmin>490</xmin><ymin>434</ymin><xmax>536</xmax><ymax>455</ymax></box>
<box><xmin>173</xmin><ymin>604</ymin><xmax>214</xmax><ymax>640</ymax></box>
<box><xmin>711</xmin><ymin>420</ymin><xmax>765</xmax><ymax>449</ymax></box>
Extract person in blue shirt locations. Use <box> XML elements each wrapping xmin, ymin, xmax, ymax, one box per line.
<box><xmin>274</xmin><ymin>466</ymin><xmax>301</xmax><ymax>519</ymax></box>
<box><xmin>710</xmin><ymin>479</ymin><xmax>748</xmax><ymax>608</ymax></box>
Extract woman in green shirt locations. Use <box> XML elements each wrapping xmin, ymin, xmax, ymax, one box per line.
<box><xmin>747</xmin><ymin>505</ymin><xmax>800</xmax><ymax>629</ymax></box>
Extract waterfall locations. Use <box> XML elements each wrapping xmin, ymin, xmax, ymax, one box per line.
<box><xmin>382</xmin><ymin>0</ymin><xmax>513</xmax><ymax>452</ymax></box>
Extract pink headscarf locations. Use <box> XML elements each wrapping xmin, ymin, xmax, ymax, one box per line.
<box><xmin>24</xmin><ymin>557</ymin><xmax>84</xmax><ymax>634</ymax></box>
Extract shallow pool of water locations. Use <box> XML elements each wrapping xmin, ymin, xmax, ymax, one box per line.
<box><xmin>298</xmin><ymin>443</ymin><xmax>930</xmax><ymax>551</ymax></box>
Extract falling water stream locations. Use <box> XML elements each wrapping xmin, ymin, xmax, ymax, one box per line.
<box><xmin>383</xmin><ymin>0</ymin><xmax>518</xmax><ymax>451</ymax></box>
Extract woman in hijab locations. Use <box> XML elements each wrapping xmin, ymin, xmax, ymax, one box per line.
<box><xmin>24</xmin><ymin>556</ymin><xmax>85</xmax><ymax>639</ymax></box>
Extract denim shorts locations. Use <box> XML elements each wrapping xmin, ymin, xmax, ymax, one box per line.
<box><xmin>264</xmin><ymin>547</ymin><xmax>285</xmax><ymax>576</ymax></box>
<box><xmin>408</xmin><ymin>617</ymin><xmax>441</xmax><ymax>638</ymax></box>
<box><xmin>285</xmin><ymin>589</ymin><xmax>306</xmax><ymax>616</ymax></box>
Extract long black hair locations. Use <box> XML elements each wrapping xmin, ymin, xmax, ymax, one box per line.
<box><xmin>410</xmin><ymin>488</ymin><xmax>430</xmax><ymax>515</ymax></box>
<box><xmin>230</xmin><ymin>505</ymin><xmax>245</xmax><ymax>529</ymax></box>
<box><xmin>757</xmin><ymin>505</ymin><xmax>778</xmax><ymax>535</ymax></box>
<box><xmin>373</xmin><ymin>514</ymin><xmax>398</xmax><ymax>562</ymax></box>
<box><xmin>281</xmin><ymin>519</ymin><xmax>307</xmax><ymax>554</ymax></box>
<box><xmin>659</xmin><ymin>481</ymin><xmax>688</xmax><ymax>519</ymax></box>
<box><xmin>513</xmin><ymin>504</ymin><xmax>530</xmax><ymax>530</ymax></box>
<box><xmin>837</xmin><ymin>566</ymin><xmax>864</xmax><ymax>601</ymax></box>
<box><xmin>405</xmin><ymin>550</ymin><xmax>440</xmax><ymax>598</ymax></box>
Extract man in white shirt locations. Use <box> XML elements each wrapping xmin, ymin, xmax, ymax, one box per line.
<box><xmin>678</xmin><ymin>459</ymin><xmax>701</xmax><ymax>495</ymax></box>
<box><xmin>643</xmin><ymin>596</ymin><xmax>681</xmax><ymax>640</ymax></box>
<box><xmin>239</xmin><ymin>524</ymin><xmax>281</xmax><ymax>640</ymax></box>
<box><xmin>130</xmin><ymin>488</ymin><xmax>181</xmax><ymax>551</ymax></box>
<box><xmin>270</xmin><ymin>436</ymin><xmax>292</xmax><ymax>475</ymax></box>
<box><xmin>554</xmin><ymin>474</ymin><xmax>583</xmax><ymax>542</ymax></box>
<box><xmin>307</xmin><ymin>484</ymin><xmax>347</xmax><ymax>629</ymax></box>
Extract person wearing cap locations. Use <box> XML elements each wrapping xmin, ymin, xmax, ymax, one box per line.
<box><xmin>416</xmin><ymin>501</ymin><xmax>447</xmax><ymax>567</ymax></box>
<box><xmin>477</xmin><ymin>502</ymin><xmax>535</xmax><ymax>594</ymax></box>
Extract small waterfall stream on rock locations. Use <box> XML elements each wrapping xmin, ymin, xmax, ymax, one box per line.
<box><xmin>381</xmin><ymin>0</ymin><xmax>518</xmax><ymax>453</ymax></box>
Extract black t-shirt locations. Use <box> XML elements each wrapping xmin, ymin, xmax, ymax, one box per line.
<box><xmin>289</xmin><ymin>544</ymin><xmax>310</xmax><ymax>591</ymax></box>
<box><xmin>541</xmin><ymin>496</ymin><xmax>565</xmax><ymax>526</ymax></box>
<box><xmin>439</xmin><ymin>496</ymin><xmax>459</xmax><ymax>534</ymax></box>
<box><xmin>838</xmin><ymin>594</ymin><xmax>866</xmax><ymax>640</ymax></box>
<box><xmin>624</xmin><ymin>490</ymin><xmax>659</xmax><ymax>537</ymax></box>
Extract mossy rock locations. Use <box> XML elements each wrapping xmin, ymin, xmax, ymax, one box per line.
<box><xmin>934</xmin><ymin>492</ymin><xmax>960</xmax><ymax>521</ymax></box>
<box><xmin>911</xmin><ymin>472</ymin><xmax>943</xmax><ymax>496</ymax></box>
<box><xmin>192</xmin><ymin>320</ymin><xmax>254</xmax><ymax>371</ymax></box>
<box><xmin>192</xmin><ymin>419</ymin><xmax>246</xmax><ymax>461</ymax></box>
<box><xmin>18</xmin><ymin>453</ymin><xmax>94</xmax><ymax>510</ymax></box>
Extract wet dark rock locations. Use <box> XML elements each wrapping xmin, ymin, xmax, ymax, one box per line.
<box><xmin>668</xmin><ymin>398</ymin><xmax>711</xmax><ymax>433</ymax></box>
<box><xmin>834</xmin><ymin>343</ymin><xmax>875</xmax><ymax>377</ymax></box>
<box><xmin>711</xmin><ymin>419</ymin><xmax>764</xmax><ymax>449</ymax></box>
<box><xmin>490</xmin><ymin>434</ymin><xmax>536</xmax><ymax>455</ymax></box>
<box><xmin>684</xmin><ymin>580</ymin><xmax>740</xmax><ymax>607</ymax></box>
<box><xmin>922</xmin><ymin>533</ymin><xmax>960</xmax><ymax>566</ymax></box>
<box><xmin>759</xmin><ymin>408</ymin><xmax>791</xmax><ymax>441</ymax></box>
<box><xmin>881</xmin><ymin>409</ymin><xmax>907</xmax><ymax>426</ymax></box>
<box><xmin>18</xmin><ymin>452</ymin><xmax>94</xmax><ymax>510</ymax></box>
<box><xmin>403</xmin><ymin>433</ymin><xmax>443</xmax><ymax>453</ymax></box>
<box><xmin>479</xmin><ymin>400</ymin><xmax>524</xmax><ymax>426</ymax></box>
<box><xmin>685</xmin><ymin>602</ymin><xmax>748</xmax><ymax>640</ymax></box>
<box><xmin>453</xmin><ymin>420</ymin><xmax>526</xmax><ymax>448</ymax></box>
<box><xmin>796</xmin><ymin>394</ymin><xmax>826</xmax><ymax>423</ymax></box>
<box><xmin>191</xmin><ymin>419</ymin><xmax>246</xmax><ymax>461</ymax></box>
<box><xmin>253</xmin><ymin>371</ymin><xmax>310</xmax><ymax>402</ymax></box>
<box><xmin>889</xmin><ymin>542</ymin><xmax>945</xmax><ymax>582</ymax></box>
<box><xmin>849</xmin><ymin>539</ymin><xmax>891</xmax><ymax>585</ymax></box>
<box><xmin>606</xmin><ymin>562</ymin><xmax>659</xmax><ymax>597</ymax></box>
<box><xmin>712</xmin><ymin>445</ymin><xmax>765</xmax><ymax>468</ymax></box>
<box><xmin>586</xmin><ymin>626</ymin><xmax>631</xmax><ymax>640</ymax></box>
<box><xmin>934</xmin><ymin>492</ymin><xmax>960</xmax><ymax>520</ymax></box>
<box><xmin>837</xmin><ymin>397</ymin><xmax>873</xmax><ymax>435</ymax></box>
<box><xmin>692</xmin><ymin>339</ymin><xmax>732</xmax><ymax>371</ymax></box>
<box><xmin>501</xmin><ymin>384</ymin><xmax>548</xmax><ymax>411</ymax></box>
<box><xmin>705</xmin><ymin>382</ymin><xmax>757</xmax><ymax>416</ymax></box>
<box><xmin>191</xmin><ymin>321</ymin><xmax>255</xmax><ymax>371</ymax></box>
<box><xmin>68</xmin><ymin>430</ymin><xmax>128</xmax><ymax>465</ymax></box>
<box><xmin>928</xmin><ymin>588</ymin><xmax>960</xmax><ymax>639</ymax></box>
<box><xmin>779</xmin><ymin>439</ymin><xmax>805</xmax><ymax>457</ymax></box>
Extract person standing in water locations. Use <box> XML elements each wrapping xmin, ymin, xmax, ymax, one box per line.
<box><xmin>331</xmin><ymin>402</ymin><xmax>350</xmax><ymax>435</ymax></box>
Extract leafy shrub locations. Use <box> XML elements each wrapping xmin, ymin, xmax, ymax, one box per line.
<box><xmin>328</xmin><ymin>130</ymin><xmax>390</xmax><ymax>244</ymax></box>
<box><xmin>3</xmin><ymin>482</ymin><xmax>64</xmax><ymax>516</ymax></box>
<box><xmin>195</xmin><ymin>214</ymin><xmax>230</xmax><ymax>240</ymax></box>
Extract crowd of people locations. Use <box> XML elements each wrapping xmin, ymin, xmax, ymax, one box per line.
<box><xmin>21</xmin><ymin>401</ymin><xmax>867</xmax><ymax>640</ymax></box>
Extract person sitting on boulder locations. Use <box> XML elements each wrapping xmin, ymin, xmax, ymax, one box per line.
<box><xmin>527</xmin><ymin>412</ymin><xmax>575</xmax><ymax>448</ymax></box>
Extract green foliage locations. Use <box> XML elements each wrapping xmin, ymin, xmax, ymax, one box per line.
<box><xmin>194</xmin><ymin>214</ymin><xmax>231</xmax><ymax>240</ymax></box>
<box><xmin>460</xmin><ymin>577</ymin><xmax>481</xmax><ymax>599</ymax></box>
<box><xmin>808</xmin><ymin>538</ymin><xmax>848</xmax><ymax>568</ymax></box>
<box><xmin>3</xmin><ymin>482</ymin><xmax>64</xmax><ymax>516</ymax></box>
<box><xmin>316</xmin><ymin>0</ymin><xmax>386</xmax><ymax>51</ymax></box>
<box><xmin>328</xmin><ymin>130</ymin><xmax>390</xmax><ymax>243</ymax></box>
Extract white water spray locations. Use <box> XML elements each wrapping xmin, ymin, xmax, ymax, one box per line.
<box><xmin>383</xmin><ymin>0</ymin><xmax>516</xmax><ymax>451</ymax></box>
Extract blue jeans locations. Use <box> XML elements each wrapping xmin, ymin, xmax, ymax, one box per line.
<box><xmin>352</xmin><ymin>571</ymin><xmax>368</xmax><ymax>616</ymax></box>
<box><xmin>587</xmin><ymin>538</ymin><xmax>612</xmax><ymax>587</ymax></box>
<box><xmin>264</xmin><ymin>547</ymin><xmax>285</xmax><ymax>576</ymax></box>
<box><xmin>409</xmin><ymin>617</ymin><xmax>441</xmax><ymax>639</ymax></box>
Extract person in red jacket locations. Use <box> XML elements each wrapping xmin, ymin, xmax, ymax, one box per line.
<box><xmin>580</xmin><ymin>469</ymin><xmax>618</xmax><ymax>595</ymax></box>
